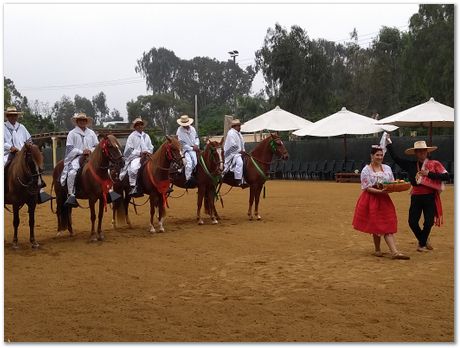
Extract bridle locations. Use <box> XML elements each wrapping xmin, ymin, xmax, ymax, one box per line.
<box><xmin>16</xmin><ymin>147</ymin><xmax>44</xmax><ymax>195</ymax></box>
<box><xmin>99</xmin><ymin>137</ymin><xmax>124</xmax><ymax>171</ymax></box>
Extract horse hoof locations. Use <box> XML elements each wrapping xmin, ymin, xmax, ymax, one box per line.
<box><xmin>31</xmin><ymin>242</ymin><xmax>40</xmax><ymax>249</ymax></box>
<box><xmin>212</xmin><ymin>220</ymin><xmax>218</xmax><ymax>225</ymax></box>
<box><xmin>149</xmin><ymin>228</ymin><xmax>156</xmax><ymax>233</ymax></box>
<box><xmin>98</xmin><ymin>235</ymin><xmax>105</xmax><ymax>241</ymax></box>
<box><xmin>89</xmin><ymin>236</ymin><xmax>98</xmax><ymax>243</ymax></box>
<box><xmin>198</xmin><ymin>220</ymin><xmax>204</xmax><ymax>225</ymax></box>
<box><xmin>12</xmin><ymin>243</ymin><xmax>19</xmax><ymax>250</ymax></box>
<box><xmin>257</xmin><ymin>215</ymin><xmax>262</xmax><ymax>220</ymax></box>
<box><xmin>158</xmin><ymin>228</ymin><xmax>165</xmax><ymax>233</ymax></box>
<box><xmin>56</xmin><ymin>231</ymin><xmax>63</xmax><ymax>237</ymax></box>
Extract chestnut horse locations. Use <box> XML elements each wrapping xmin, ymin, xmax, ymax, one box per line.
<box><xmin>222</xmin><ymin>133</ymin><xmax>289</xmax><ymax>220</ymax></box>
<box><xmin>112</xmin><ymin>136</ymin><xmax>183</xmax><ymax>233</ymax></box>
<box><xmin>52</xmin><ymin>134</ymin><xmax>124</xmax><ymax>242</ymax></box>
<box><xmin>170</xmin><ymin>140</ymin><xmax>224</xmax><ymax>225</ymax></box>
<box><xmin>4</xmin><ymin>143</ymin><xmax>45</xmax><ymax>248</ymax></box>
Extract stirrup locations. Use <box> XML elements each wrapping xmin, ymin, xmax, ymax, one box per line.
<box><xmin>129</xmin><ymin>186</ymin><xmax>143</xmax><ymax>198</ymax></box>
<box><xmin>107</xmin><ymin>190</ymin><xmax>122</xmax><ymax>203</ymax></box>
<box><xmin>38</xmin><ymin>191</ymin><xmax>53</xmax><ymax>204</ymax></box>
<box><xmin>64</xmin><ymin>194</ymin><xmax>79</xmax><ymax>208</ymax></box>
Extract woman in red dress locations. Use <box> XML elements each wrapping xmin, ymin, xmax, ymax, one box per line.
<box><xmin>353</xmin><ymin>146</ymin><xmax>410</xmax><ymax>260</ymax></box>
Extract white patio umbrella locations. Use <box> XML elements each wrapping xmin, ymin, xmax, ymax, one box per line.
<box><xmin>376</xmin><ymin>97</ymin><xmax>454</xmax><ymax>145</ymax></box>
<box><xmin>293</xmin><ymin>106</ymin><xmax>397</xmax><ymax>159</ymax></box>
<box><xmin>240</xmin><ymin>105</ymin><xmax>312</xmax><ymax>133</ymax></box>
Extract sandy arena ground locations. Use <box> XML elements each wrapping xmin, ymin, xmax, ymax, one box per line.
<box><xmin>3</xmin><ymin>177</ymin><xmax>454</xmax><ymax>342</ymax></box>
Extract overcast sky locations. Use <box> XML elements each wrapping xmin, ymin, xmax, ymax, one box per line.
<box><xmin>4</xmin><ymin>2</ymin><xmax>420</xmax><ymax>120</ymax></box>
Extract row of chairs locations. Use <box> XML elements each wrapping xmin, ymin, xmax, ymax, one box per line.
<box><xmin>269</xmin><ymin>159</ymin><xmax>454</xmax><ymax>183</ymax></box>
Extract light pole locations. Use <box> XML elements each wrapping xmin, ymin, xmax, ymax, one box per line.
<box><xmin>228</xmin><ymin>50</ymin><xmax>239</xmax><ymax>115</ymax></box>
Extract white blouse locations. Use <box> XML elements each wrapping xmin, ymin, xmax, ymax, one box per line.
<box><xmin>360</xmin><ymin>164</ymin><xmax>394</xmax><ymax>190</ymax></box>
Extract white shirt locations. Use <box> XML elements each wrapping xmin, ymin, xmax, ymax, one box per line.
<box><xmin>63</xmin><ymin>126</ymin><xmax>99</xmax><ymax>166</ymax></box>
<box><xmin>360</xmin><ymin>164</ymin><xmax>394</xmax><ymax>190</ymax></box>
<box><xmin>123</xmin><ymin>130</ymin><xmax>154</xmax><ymax>164</ymax></box>
<box><xmin>4</xmin><ymin>121</ymin><xmax>31</xmax><ymax>155</ymax></box>
<box><xmin>223</xmin><ymin>127</ymin><xmax>245</xmax><ymax>169</ymax></box>
<box><xmin>176</xmin><ymin>126</ymin><xmax>199</xmax><ymax>152</ymax></box>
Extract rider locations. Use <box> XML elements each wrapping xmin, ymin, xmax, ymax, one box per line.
<box><xmin>176</xmin><ymin>114</ymin><xmax>200</xmax><ymax>188</ymax></box>
<box><xmin>4</xmin><ymin>106</ymin><xmax>52</xmax><ymax>203</ymax></box>
<box><xmin>223</xmin><ymin>119</ymin><xmax>246</xmax><ymax>186</ymax></box>
<box><xmin>60</xmin><ymin>113</ymin><xmax>99</xmax><ymax>207</ymax></box>
<box><xmin>120</xmin><ymin>117</ymin><xmax>154</xmax><ymax>197</ymax></box>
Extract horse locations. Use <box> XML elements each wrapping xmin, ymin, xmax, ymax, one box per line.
<box><xmin>112</xmin><ymin>136</ymin><xmax>183</xmax><ymax>233</ymax></box>
<box><xmin>170</xmin><ymin>140</ymin><xmax>224</xmax><ymax>225</ymax></box>
<box><xmin>4</xmin><ymin>143</ymin><xmax>46</xmax><ymax>249</ymax></box>
<box><xmin>52</xmin><ymin>134</ymin><xmax>124</xmax><ymax>242</ymax></box>
<box><xmin>221</xmin><ymin>133</ymin><xmax>289</xmax><ymax>220</ymax></box>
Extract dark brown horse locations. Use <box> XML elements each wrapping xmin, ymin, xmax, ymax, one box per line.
<box><xmin>222</xmin><ymin>133</ymin><xmax>289</xmax><ymax>220</ymax></box>
<box><xmin>170</xmin><ymin>140</ymin><xmax>224</xmax><ymax>225</ymax></box>
<box><xmin>52</xmin><ymin>134</ymin><xmax>124</xmax><ymax>242</ymax></box>
<box><xmin>4</xmin><ymin>143</ymin><xmax>45</xmax><ymax>249</ymax></box>
<box><xmin>112</xmin><ymin>136</ymin><xmax>183</xmax><ymax>233</ymax></box>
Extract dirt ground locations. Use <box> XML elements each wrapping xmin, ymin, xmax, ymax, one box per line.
<box><xmin>4</xmin><ymin>177</ymin><xmax>454</xmax><ymax>342</ymax></box>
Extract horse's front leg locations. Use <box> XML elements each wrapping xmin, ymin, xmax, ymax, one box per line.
<box><xmin>254</xmin><ymin>184</ymin><xmax>263</xmax><ymax>220</ymax></box>
<box><xmin>207</xmin><ymin>188</ymin><xmax>218</xmax><ymax>224</ymax></box>
<box><xmin>157</xmin><ymin>198</ymin><xmax>165</xmax><ymax>233</ymax></box>
<box><xmin>197</xmin><ymin>185</ymin><xmax>205</xmax><ymax>225</ymax></box>
<box><xmin>248</xmin><ymin>185</ymin><xmax>255</xmax><ymax>220</ymax></box>
<box><xmin>89</xmin><ymin>199</ymin><xmax>98</xmax><ymax>242</ymax></box>
<box><xmin>28</xmin><ymin>201</ymin><xmax>39</xmax><ymax>248</ymax></box>
<box><xmin>125</xmin><ymin>191</ymin><xmax>133</xmax><ymax>228</ymax></box>
<box><xmin>12</xmin><ymin>204</ymin><xmax>20</xmax><ymax>249</ymax></box>
<box><xmin>149</xmin><ymin>195</ymin><xmax>156</xmax><ymax>233</ymax></box>
<box><xmin>97</xmin><ymin>197</ymin><xmax>105</xmax><ymax>241</ymax></box>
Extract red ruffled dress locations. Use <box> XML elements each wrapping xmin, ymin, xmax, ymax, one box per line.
<box><xmin>352</xmin><ymin>164</ymin><xmax>397</xmax><ymax>235</ymax></box>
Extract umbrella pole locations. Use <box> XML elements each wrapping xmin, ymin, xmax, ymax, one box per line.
<box><xmin>344</xmin><ymin>135</ymin><xmax>347</xmax><ymax>161</ymax></box>
<box><xmin>429</xmin><ymin>122</ymin><xmax>433</xmax><ymax>146</ymax></box>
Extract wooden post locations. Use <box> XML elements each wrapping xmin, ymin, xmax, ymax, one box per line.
<box><xmin>51</xmin><ymin>136</ymin><xmax>57</xmax><ymax>168</ymax></box>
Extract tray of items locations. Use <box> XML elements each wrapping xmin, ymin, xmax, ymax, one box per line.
<box><xmin>381</xmin><ymin>180</ymin><xmax>411</xmax><ymax>192</ymax></box>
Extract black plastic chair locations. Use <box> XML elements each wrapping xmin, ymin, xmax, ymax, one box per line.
<box><xmin>331</xmin><ymin>160</ymin><xmax>345</xmax><ymax>180</ymax></box>
<box><xmin>314</xmin><ymin>160</ymin><xmax>328</xmax><ymax>180</ymax></box>
<box><xmin>322</xmin><ymin>160</ymin><xmax>336</xmax><ymax>180</ymax></box>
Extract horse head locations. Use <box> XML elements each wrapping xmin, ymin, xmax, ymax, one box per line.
<box><xmin>165</xmin><ymin>135</ymin><xmax>184</xmax><ymax>174</ymax></box>
<box><xmin>205</xmin><ymin>140</ymin><xmax>224</xmax><ymax>175</ymax></box>
<box><xmin>268</xmin><ymin>133</ymin><xmax>289</xmax><ymax>160</ymax></box>
<box><xmin>98</xmin><ymin>134</ymin><xmax>124</xmax><ymax>174</ymax></box>
<box><xmin>11</xmin><ymin>143</ymin><xmax>45</xmax><ymax>195</ymax></box>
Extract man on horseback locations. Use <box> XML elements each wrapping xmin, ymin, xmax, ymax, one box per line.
<box><xmin>4</xmin><ymin>106</ymin><xmax>31</xmax><ymax>165</ymax></box>
<box><xmin>60</xmin><ymin>113</ymin><xmax>98</xmax><ymax>207</ymax></box>
<box><xmin>176</xmin><ymin>114</ymin><xmax>200</xmax><ymax>188</ymax></box>
<box><xmin>119</xmin><ymin>117</ymin><xmax>154</xmax><ymax>197</ymax></box>
<box><xmin>4</xmin><ymin>106</ymin><xmax>52</xmax><ymax>204</ymax></box>
<box><xmin>223</xmin><ymin>119</ymin><xmax>246</xmax><ymax>186</ymax></box>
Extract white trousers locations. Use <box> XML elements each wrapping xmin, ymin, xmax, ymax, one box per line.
<box><xmin>61</xmin><ymin>157</ymin><xmax>81</xmax><ymax>195</ymax></box>
<box><xmin>127</xmin><ymin>157</ymin><xmax>141</xmax><ymax>187</ymax></box>
<box><xmin>184</xmin><ymin>151</ymin><xmax>197</xmax><ymax>181</ymax></box>
<box><xmin>233</xmin><ymin>155</ymin><xmax>243</xmax><ymax>180</ymax></box>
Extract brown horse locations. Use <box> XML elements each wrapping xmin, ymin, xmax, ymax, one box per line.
<box><xmin>52</xmin><ymin>134</ymin><xmax>124</xmax><ymax>242</ymax></box>
<box><xmin>170</xmin><ymin>140</ymin><xmax>224</xmax><ymax>225</ymax></box>
<box><xmin>222</xmin><ymin>133</ymin><xmax>289</xmax><ymax>220</ymax></box>
<box><xmin>4</xmin><ymin>143</ymin><xmax>45</xmax><ymax>249</ymax></box>
<box><xmin>112</xmin><ymin>136</ymin><xmax>183</xmax><ymax>233</ymax></box>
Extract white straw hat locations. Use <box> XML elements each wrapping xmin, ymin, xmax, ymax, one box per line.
<box><xmin>404</xmin><ymin>140</ymin><xmax>438</xmax><ymax>155</ymax></box>
<box><xmin>177</xmin><ymin>115</ymin><xmax>194</xmax><ymax>126</ymax></box>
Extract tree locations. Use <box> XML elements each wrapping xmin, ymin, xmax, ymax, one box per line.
<box><xmin>92</xmin><ymin>91</ymin><xmax>109</xmax><ymax>125</ymax></box>
<box><xmin>52</xmin><ymin>96</ymin><xmax>76</xmax><ymax>130</ymax></box>
<box><xmin>74</xmin><ymin>95</ymin><xmax>95</xmax><ymax>117</ymax></box>
<box><xmin>127</xmin><ymin>94</ymin><xmax>193</xmax><ymax>135</ymax></box>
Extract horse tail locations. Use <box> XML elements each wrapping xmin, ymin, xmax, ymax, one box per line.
<box><xmin>112</xmin><ymin>182</ymin><xmax>126</xmax><ymax>225</ymax></box>
<box><xmin>53</xmin><ymin>161</ymin><xmax>71</xmax><ymax>231</ymax></box>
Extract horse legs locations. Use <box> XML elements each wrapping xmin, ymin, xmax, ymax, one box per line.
<box><xmin>207</xmin><ymin>188</ymin><xmax>218</xmax><ymax>224</ymax></box>
<box><xmin>157</xmin><ymin>199</ymin><xmax>165</xmax><ymax>233</ymax></box>
<box><xmin>125</xmin><ymin>190</ymin><xmax>133</xmax><ymax>228</ymax></box>
<box><xmin>97</xmin><ymin>198</ymin><xmax>105</xmax><ymax>241</ymax></box>
<box><xmin>28</xmin><ymin>201</ymin><xmax>39</xmax><ymax>248</ymax></box>
<box><xmin>12</xmin><ymin>204</ymin><xmax>20</xmax><ymax>249</ymax></box>
<box><xmin>253</xmin><ymin>184</ymin><xmax>263</xmax><ymax>220</ymax></box>
<box><xmin>197</xmin><ymin>185</ymin><xmax>205</xmax><ymax>225</ymax></box>
<box><xmin>248</xmin><ymin>186</ymin><xmax>255</xmax><ymax>220</ymax></box>
<box><xmin>89</xmin><ymin>199</ymin><xmax>98</xmax><ymax>242</ymax></box>
<box><xmin>149</xmin><ymin>196</ymin><xmax>156</xmax><ymax>233</ymax></box>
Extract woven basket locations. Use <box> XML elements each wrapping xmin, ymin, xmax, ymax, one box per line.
<box><xmin>383</xmin><ymin>182</ymin><xmax>411</xmax><ymax>193</ymax></box>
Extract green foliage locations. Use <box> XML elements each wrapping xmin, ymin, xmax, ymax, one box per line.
<box><xmin>127</xmin><ymin>93</ymin><xmax>193</xmax><ymax>135</ymax></box>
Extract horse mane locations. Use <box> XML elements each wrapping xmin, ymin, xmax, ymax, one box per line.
<box><xmin>107</xmin><ymin>134</ymin><xmax>121</xmax><ymax>149</ymax></box>
<box><xmin>89</xmin><ymin>141</ymin><xmax>103</xmax><ymax>165</ymax></box>
<box><xmin>9</xmin><ymin>144</ymin><xmax>44</xmax><ymax>181</ymax></box>
<box><xmin>150</xmin><ymin>136</ymin><xmax>181</xmax><ymax>164</ymax></box>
